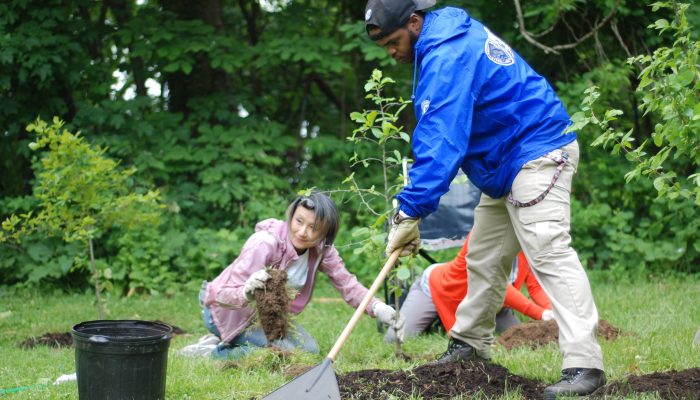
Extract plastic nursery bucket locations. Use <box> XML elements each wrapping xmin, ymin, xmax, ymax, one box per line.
<box><xmin>71</xmin><ymin>320</ymin><xmax>173</xmax><ymax>400</ymax></box>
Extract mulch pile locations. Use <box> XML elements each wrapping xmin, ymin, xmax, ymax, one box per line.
<box><xmin>338</xmin><ymin>360</ymin><xmax>546</xmax><ymax>400</ymax></box>
<box><xmin>591</xmin><ymin>368</ymin><xmax>700</xmax><ymax>399</ymax></box>
<box><xmin>338</xmin><ymin>361</ymin><xmax>700</xmax><ymax>400</ymax></box>
<box><xmin>337</xmin><ymin>319</ymin><xmax>698</xmax><ymax>399</ymax></box>
<box><xmin>496</xmin><ymin>319</ymin><xmax>622</xmax><ymax>350</ymax></box>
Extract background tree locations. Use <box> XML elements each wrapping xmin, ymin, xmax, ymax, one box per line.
<box><xmin>1</xmin><ymin>118</ymin><xmax>162</xmax><ymax>318</ymax></box>
<box><xmin>1</xmin><ymin>0</ymin><xmax>698</xmax><ymax>293</ymax></box>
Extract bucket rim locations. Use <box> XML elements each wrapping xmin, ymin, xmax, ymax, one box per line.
<box><xmin>71</xmin><ymin>319</ymin><xmax>173</xmax><ymax>343</ymax></box>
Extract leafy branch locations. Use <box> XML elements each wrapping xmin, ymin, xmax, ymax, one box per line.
<box><xmin>567</xmin><ymin>1</ymin><xmax>699</xmax><ymax>205</ymax></box>
<box><xmin>346</xmin><ymin>69</ymin><xmax>414</xmax><ymax>355</ymax></box>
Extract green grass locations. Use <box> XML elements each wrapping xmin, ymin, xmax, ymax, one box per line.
<box><xmin>0</xmin><ymin>272</ymin><xmax>698</xmax><ymax>399</ymax></box>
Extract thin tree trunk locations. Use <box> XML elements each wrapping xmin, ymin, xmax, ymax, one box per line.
<box><xmin>89</xmin><ymin>238</ymin><xmax>104</xmax><ymax>320</ymax></box>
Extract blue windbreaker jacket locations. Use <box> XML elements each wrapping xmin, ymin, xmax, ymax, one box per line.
<box><xmin>397</xmin><ymin>7</ymin><xmax>576</xmax><ymax>218</ymax></box>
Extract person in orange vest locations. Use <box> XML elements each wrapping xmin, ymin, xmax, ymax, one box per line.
<box><xmin>384</xmin><ymin>233</ymin><xmax>552</xmax><ymax>343</ymax></box>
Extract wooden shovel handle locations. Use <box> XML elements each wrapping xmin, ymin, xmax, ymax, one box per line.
<box><xmin>326</xmin><ymin>249</ymin><xmax>401</xmax><ymax>361</ymax></box>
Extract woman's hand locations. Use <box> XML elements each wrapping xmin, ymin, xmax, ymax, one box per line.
<box><xmin>244</xmin><ymin>269</ymin><xmax>270</xmax><ymax>300</ymax></box>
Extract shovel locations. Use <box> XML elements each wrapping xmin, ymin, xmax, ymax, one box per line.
<box><xmin>261</xmin><ymin>249</ymin><xmax>401</xmax><ymax>400</ymax></box>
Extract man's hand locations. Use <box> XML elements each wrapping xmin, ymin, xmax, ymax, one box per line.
<box><xmin>373</xmin><ymin>302</ymin><xmax>406</xmax><ymax>342</ymax></box>
<box><xmin>541</xmin><ymin>309</ymin><xmax>554</xmax><ymax>321</ymax></box>
<box><xmin>244</xmin><ymin>269</ymin><xmax>270</xmax><ymax>300</ymax></box>
<box><xmin>385</xmin><ymin>213</ymin><xmax>420</xmax><ymax>257</ymax></box>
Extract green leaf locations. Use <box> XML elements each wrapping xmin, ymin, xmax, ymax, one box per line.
<box><xmin>653</xmin><ymin>176</ymin><xmax>667</xmax><ymax>191</ymax></box>
<box><xmin>654</xmin><ymin>19</ymin><xmax>669</xmax><ymax>29</ymax></box>
<box><xmin>675</xmin><ymin>67</ymin><xmax>695</xmax><ymax>87</ymax></box>
<box><xmin>566</xmin><ymin>111</ymin><xmax>590</xmax><ymax>132</ymax></box>
<box><xmin>27</xmin><ymin>242</ymin><xmax>52</xmax><ymax>262</ymax></box>
<box><xmin>349</xmin><ymin>112</ymin><xmax>365</xmax><ymax>123</ymax></box>
<box><xmin>396</xmin><ymin>266</ymin><xmax>411</xmax><ymax>281</ymax></box>
<box><xmin>352</xmin><ymin>227</ymin><xmax>370</xmax><ymax>237</ymax></box>
<box><xmin>604</xmin><ymin>109</ymin><xmax>624</xmax><ymax>120</ymax></box>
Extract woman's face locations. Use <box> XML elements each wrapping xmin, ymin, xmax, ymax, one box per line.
<box><xmin>289</xmin><ymin>206</ymin><xmax>322</xmax><ymax>252</ymax></box>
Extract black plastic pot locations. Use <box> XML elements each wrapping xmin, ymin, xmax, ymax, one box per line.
<box><xmin>71</xmin><ymin>320</ymin><xmax>173</xmax><ymax>400</ymax></box>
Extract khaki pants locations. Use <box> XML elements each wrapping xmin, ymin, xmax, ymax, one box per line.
<box><xmin>450</xmin><ymin>140</ymin><xmax>604</xmax><ymax>371</ymax></box>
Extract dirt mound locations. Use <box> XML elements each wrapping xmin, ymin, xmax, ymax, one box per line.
<box><xmin>497</xmin><ymin>319</ymin><xmax>622</xmax><ymax>350</ymax></box>
<box><xmin>592</xmin><ymin>368</ymin><xmax>700</xmax><ymax>399</ymax></box>
<box><xmin>19</xmin><ymin>332</ymin><xmax>73</xmax><ymax>349</ymax></box>
<box><xmin>254</xmin><ymin>269</ymin><xmax>291</xmax><ymax>341</ymax></box>
<box><xmin>338</xmin><ymin>360</ymin><xmax>547</xmax><ymax>400</ymax></box>
<box><xmin>338</xmin><ymin>361</ymin><xmax>699</xmax><ymax>400</ymax></box>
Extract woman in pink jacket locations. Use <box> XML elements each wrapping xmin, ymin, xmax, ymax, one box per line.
<box><xmin>191</xmin><ymin>192</ymin><xmax>405</xmax><ymax>359</ymax></box>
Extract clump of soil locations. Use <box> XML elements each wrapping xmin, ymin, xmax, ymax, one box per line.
<box><xmin>497</xmin><ymin>319</ymin><xmax>622</xmax><ymax>350</ymax></box>
<box><xmin>253</xmin><ymin>269</ymin><xmax>291</xmax><ymax>342</ymax></box>
<box><xmin>19</xmin><ymin>332</ymin><xmax>73</xmax><ymax>349</ymax></box>
<box><xmin>338</xmin><ymin>360</ymin><xmax>547</xmax><ymax>400</ymax></box>
<box><xmin>592</xmin><ymin>368</ymin><xmax>700</xmax><ymax>399</ymax></box>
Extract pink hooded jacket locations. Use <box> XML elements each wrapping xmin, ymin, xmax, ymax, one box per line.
<box><xmin>203</xmin><ymin>218</ymin><xmax>379</xmax><ymax>343</ymax></box>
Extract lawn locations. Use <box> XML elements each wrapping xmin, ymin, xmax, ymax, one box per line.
<box><xmin>0</xmin><ymin>271</ymin><xmax>698</xmax><ymax>399</ymax></box>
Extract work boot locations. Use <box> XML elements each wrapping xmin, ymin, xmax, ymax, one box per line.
<box><xmin>432</xmin><ymin>337</ymin><xmax>486</xmax><ymax>365</ymax></box>
<box><xmin>543</xmin><ymin>368</ymin><xmax>606</xmax><ymax>399</ymax></box>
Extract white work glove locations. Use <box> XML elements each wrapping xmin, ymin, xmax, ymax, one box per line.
<box><xmin>244</xmin><ymin>269</ymin><xmax>270</xmax><ymax>300</ymax></box>
<box><xmin>373</xmin><ymin>302</ymin><xmax>406</xmax><ymax>342</ymax></box>
<box><xmin>385</xmin><ymin>212</ymin><xmax>420</xmax><ymax>257</ymax></box>
<box><xmin>541</xmin><ymin>309</ymin><xmax>554</xmax><ymax>321</ymax></box>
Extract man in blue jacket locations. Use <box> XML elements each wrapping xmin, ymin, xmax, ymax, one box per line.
<box><xmin>364</xmin><ymin>0</ymin><xmax>606</xmax><ymax>398</ymax></box>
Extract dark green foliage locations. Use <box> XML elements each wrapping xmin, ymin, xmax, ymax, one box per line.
<box><xmin>0</xmin><ymin>0</ymin><xmax>698</xmax><ymax>293</ymax></box>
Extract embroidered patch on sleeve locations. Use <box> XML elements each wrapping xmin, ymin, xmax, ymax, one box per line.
<box><xmin>484</xmin><ymin>27</ymin><xmax>515</xmax><ymax>66</ymax></box>
<box><xmin>421</xmin><ymin>99</ymin><xmax>430</xmax><ymax>116</ymax></box>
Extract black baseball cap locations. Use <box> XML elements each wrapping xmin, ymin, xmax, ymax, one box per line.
<box><xmin>365</xmin><ymin>0</ymin><xmax>436</xmax><ymax>41</ymax></box>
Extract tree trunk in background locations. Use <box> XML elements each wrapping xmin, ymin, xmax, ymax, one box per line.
<box><xmin>160</xmin><ymin>0</ymin><xmax>228</xmax><ymax>117</ymax></box>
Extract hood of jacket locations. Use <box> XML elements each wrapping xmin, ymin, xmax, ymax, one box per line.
<box><xmin>415</xmin><ymin>7</ymin><xmax>472</xmax><ymax>64</ymax></box>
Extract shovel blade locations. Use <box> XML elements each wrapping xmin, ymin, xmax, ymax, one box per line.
<box><xmin>262</xmin><ymin>358</ymin><xmax>340</xmax><ymax>400</ymax></box>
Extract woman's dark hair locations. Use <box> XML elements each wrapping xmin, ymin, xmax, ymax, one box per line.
<box><xmin>285</xmin><ymin>191</ymin><xmax>340</xmax><ymax>246</ymax></box>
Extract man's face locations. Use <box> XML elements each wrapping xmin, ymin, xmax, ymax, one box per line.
<box><xmin>372</xmin><ymin>26</ymin><xmax>417</xmax><ymax>64</ymax></box>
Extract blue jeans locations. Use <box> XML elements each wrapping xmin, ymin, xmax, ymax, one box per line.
<box><xmin>199</xmin><ymin>282</ymin><xmax>319</xmax><ymax>360</ymax></box>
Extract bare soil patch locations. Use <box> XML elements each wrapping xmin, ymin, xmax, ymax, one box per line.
<box><xmin>253</xmin><ymin>269</ymin><xmax>291</xmax><ymax>341</ymax></box>
<box><xmin>592</xmin><ymin>368</ymin><xmax>700</xmax><ymax>399</ymax></box>
<box><xmin>496</xmin><ymin>319</ymin><xmax>622</xmax><ymax>350</ymax></box>
<box><xmin>338</xmin><ymin>361</ymin><xmax>699</xmax><ymax>400</ymax></box>
<box><xmin>336</xmin><ymin>319</ymin><xmax>698</xmax><ymax>399</ymax></box>
<box><xmin>20</xmin><ymin>332</ymin><xmax>73</xmax><ymax>349</ymax></box>
<box><xmin>338</xmin><ymin>360</ymin><xmax>546</xmax><ymax>399</ymax></box>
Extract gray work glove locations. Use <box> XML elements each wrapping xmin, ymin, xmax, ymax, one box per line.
<box><xmin>373</xmin><ymin>302</ymin><xmax>406</xmax><ymax>342</ymax></box>
<box><xmin>244</xmin><ymin>269</ymin><xmax>270</xmax><ymax>300</ymax></box>
<box><xmin>385</xmin><ymin>212</ymin><xmax>420</xmax><ymax>257</ymax></box>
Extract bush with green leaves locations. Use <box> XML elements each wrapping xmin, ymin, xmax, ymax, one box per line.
<box><xmin>568</xmin><ymin>2</ymin><xmax>699</xmax><ymax>204</ymax></box>
<box><xmin>558</xmin><ymin>2</ymin><xmax>700</xmax><ymax>276</ymax></box>
<box><xmin>0</xmin><ymin>117</ymin><xmax>163</xmax><ymax>317</ymax></box>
